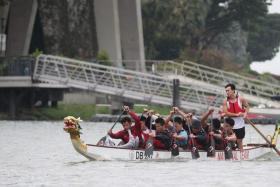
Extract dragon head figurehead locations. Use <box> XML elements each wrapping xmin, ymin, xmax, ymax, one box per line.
<box><xmin>63</xmin><ymin>116</ymin><xmax>83</xmax><ymax>135</ymax></box>
<box><xmin>63</xmin><ymin>116</ymin><xmax>88</xmax><ymax>153</ymax></box>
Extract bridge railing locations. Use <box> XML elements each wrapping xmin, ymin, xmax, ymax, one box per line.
<box><xmin>0</xmin><ymin>56</ymin><xmax>34</xmax><ymax>76</ymax></box>
<box><xmin>146</xmin><ymin>60</ymin><xmax>280</xmax><ymax>99</ymax></box>
<box><xmin>33</xmin><ymin>55</ymin><xmax>225</xmax><ymax>111</ymax></box>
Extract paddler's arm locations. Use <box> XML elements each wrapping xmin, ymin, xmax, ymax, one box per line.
<box><xmin>173</xmin><ymin>133</ymin><xmax>188</xmax><ymax>141</ymax></box>
<box><xmin>128</xmin><ymin>110</ymin><xmax>140</xmax><ymax>124</ymax></box>
<box><xmin>201</xmin><ymin>108</ymin><xmax>214</xmax><ymax>129</ymax></box>
<box><xmin>191</xmin><ymin>132</ymin><xmax>207</xmax><ymax>141</ymax></box>
<box><xmin>164</xmin><ymin>109</ymin><xmax>175</xmax><ymax>125</ymax></box>
<box><xmin>123</xmin><ymin>105</ymin><xmax>140</xmax><ymax>124</ymax></box>
<box><xmin>108</xmin><ymin>130</ymin><xmax>124</xmax><ymax>139</ymax></box>
<box><xmin>240</xmin><ymin>97</ymin><xmax>249</xmax><ymax>119</ymax></box>
<box><xmin>209</xmin><ymin>131</ymin><xmax>222</xmax><ymax>139</ymax></box>
<box><xmin>174</xmin><ymin>107</ymin><xmax>187</xmax><ymax>118</ymax></box>
<box><xmin>225</xmin><ymin>133</ymin><xmax>237</xmax><ymax>142</ymax></box>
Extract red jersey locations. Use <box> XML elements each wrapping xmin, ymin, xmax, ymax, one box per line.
<box><xmin>226</xmin><ymin>96</ymin><xmax>245</xmax><ymax>114</ymax></box>
<box><xmin>109</xmin><ymin>111</ymin><xmax>142</xmax><ymax>144</ymax></box>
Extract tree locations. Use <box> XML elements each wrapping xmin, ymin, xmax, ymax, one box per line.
<box><xmin>247</xmin><ymin>14</ymin><xmax>280</xmax><ymax>61</ymax></box>
<box><xmin>142</xmin><ymin>0</ymin><xmax>272</xmax><ymax>63</ymax></box>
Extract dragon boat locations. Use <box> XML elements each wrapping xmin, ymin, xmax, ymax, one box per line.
<box><xmin>63</xmin><ymin>116</ymin><xmax>280</xmax><ymax>161</ymax></box>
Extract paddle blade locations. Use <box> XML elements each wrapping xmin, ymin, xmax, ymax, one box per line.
<box><xmin>224</xmin><ymin>145</ymin><xmax>233</xmax><ymax>160</ymax></box>
<box><xmin>97</xmin><ymin>136</ymin><xmax>107</xmax><ymax>146</ymax></box>
<box><xmin>207</xmin><ymin>145</ymin><xmax>215</xmax><ymax>157</ymax></box>
<box><xmin>191</xmin><ymin>146</ymin><xmax>200</xmax><ymax>159</ymax></box>
<box><xmin>171</xmin><ymin>143</ymin><xmax>179</xmax><ymax>156</ymax></box>
<box><xmin>207</xmin><ymin>137</ymin><xmax>216</xmax><ymax>157</ymax></box>
<box><xmin>145</xmin><ymin>139</ymin><xmax>154</xmax><ymax>158</ymax></box>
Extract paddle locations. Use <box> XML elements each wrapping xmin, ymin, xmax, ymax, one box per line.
<box><xmin>207</xmin><ymin>113</ymin><xmax>216</xmax><ymax>157</ymax></box>
<box><xmin>171</xmin><ymin>115</ymin><xmax>179</xmax><ymax>156</ymax></box>
<box><xmin>171</xmin><ymin>140</ymin><xmax>179</xmax><ymax>156</ymax></box>
<box><xmin>186</xmin><ymin>119</ymin><xmax>200</xmax><ymax>159</ymax></box>
<box><xmin>145</xmin><ymin>111</ymin><xmax>154</xmax><ymax>158</ymax></box>
<box><xmin>97</xmin><ymin>110</ymin><xmax>125</xmax><ymax>145</ymax></box>
<box><xmin>246</xmin><ymin>119</ymin><xmax>280</xmax><ymax>156</ymax></box>
<box><xmin>224</xmin><ymin>132</ymin><xmax>233</xmax><ymax>160</ymax></box>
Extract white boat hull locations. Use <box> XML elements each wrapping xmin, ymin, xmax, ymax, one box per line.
<box><xmin>71</xmin><ymin>139</ymin><xmax>271</xmax><ymax>161</ymax></box>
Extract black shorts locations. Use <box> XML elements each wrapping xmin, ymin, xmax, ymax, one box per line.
<box><xmin>233</xmin><ymin>127</ymin><xmax>245</xmax><ymax>139</ymax></box>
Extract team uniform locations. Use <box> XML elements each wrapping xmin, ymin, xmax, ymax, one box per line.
<box><xmin>108</xmin><ymin>111</ymin><xmax>141</xmax><ymax>148</ymax></box>
<box><xmin>226</xmin><ymin>96</ymin><xmax>246</xmax><ymax>139</ymax></box>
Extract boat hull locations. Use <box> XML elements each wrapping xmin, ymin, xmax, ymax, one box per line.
<box><xmin>74</xmin><ymin>142</ymin><xmax>271</xmax><ymax>161</ymax></box>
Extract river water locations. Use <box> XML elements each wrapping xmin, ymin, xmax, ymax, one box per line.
<box><xmin>0</xmin><ymin>121</ymin><xmax>280</xmax><ymax>187</ymax></box>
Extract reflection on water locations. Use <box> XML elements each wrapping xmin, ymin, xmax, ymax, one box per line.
<box><xmin>0</xmin><ymin>121</ymin><xmax>279</xmax><ymax>187</ymax></box>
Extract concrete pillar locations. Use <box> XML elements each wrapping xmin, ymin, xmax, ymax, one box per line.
<box><xmin>94</xmin><ymin>0</ymin><xmax>145</xmax><ymax>71</ymax></box>
<box><xmin>9</xmin><ymin>89</ymin><xmax>16</xmax><ymax>119</ymax></box>
<box><xmin>0</xmin><ymin>2</ymin><xmax>10</xmax><ymax>56</ymax></box>
<box><xmin>6</xmin><ymin>0</ymin><xmax>37</xmax><ymax>56</ymax></box>
<box><xmin>94</xmin><ymin>0</ymin><xmax>122</xmax><ymax>67</ymax></box>
<box><xmin>118</xmin><ymin>0</ymin><xmax>145</xmax><ymax>72</ymax></box>
<box><xmin>111</xmin><ymin>96</ymin><xmax>122</xmax><ymax>115</ymax></box>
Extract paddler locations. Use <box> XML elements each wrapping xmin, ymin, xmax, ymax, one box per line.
<box><xmin>148</xmin><ymin>117</ymin><xmax>172</xmax><ymax>150</ymax></box>
<box><xmin>108</xmin><ymin>106</ymin><xmax>141</xmax><ymax>149</ymax></box>
<box><xmin>223</xmin><ymin>83</ymin><xmax>249</xmax><ymax>152</ymax></box>
<box><xmin>210</xmin><ymin>117</ymin><xmax>237</xmax><ymax>149</ymax></box>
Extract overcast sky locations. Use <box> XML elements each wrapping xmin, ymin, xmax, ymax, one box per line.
<box><xmin>250</xmin><ymin>0</ymin><xmax>280</xmax><ymax>76</ymax></box>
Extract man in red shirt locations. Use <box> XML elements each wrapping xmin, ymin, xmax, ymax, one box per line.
<box><xmin>223</xmin><ymin>83</ymin><xmax>249</xmax><ymax>152</ymax></box>
<box><xmin>108</xmin><ymin>106</ymin><xmax>141</xmax><ymax>149</ymax></box>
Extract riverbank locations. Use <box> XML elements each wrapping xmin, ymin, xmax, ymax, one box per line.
<box><xmin>0</xmin><ymin>103</ymin><xmax>277</xmax><ymax>124</ymax></box>
<box><xmin>0</xmin><ymin>103</ymin><xmax>171</xmax><ymax>121</ymax></box>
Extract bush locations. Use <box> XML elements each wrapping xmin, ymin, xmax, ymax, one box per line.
<box><xmin>96</xmin><ymin>50</ymin><xmax>111</xmax><ymax>66</ymax></box>
<box><xmin>33</xmin><ymin>103</ymin><xmax>95</xmax><ymax>121</ymax></box>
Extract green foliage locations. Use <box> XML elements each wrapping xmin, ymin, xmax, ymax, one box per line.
<box><xmin>142</xmin><ymin>0</ymin><xmax>210</xmax><ymax>59</ymax></box>
<box><xmin>0</xmin><ymin>62</ymin><xmax>6</xmax><ymax>75</ymax></box>
<box><xmin>33</xmin><ymin>103</ymin><xmax>95</xmax><ymax>121</ymax></box>
<box><xmin>96</xmin><ymin>50</ymin><xmax>111</xmax><ymax>66</ymax></box>
<box><xmin>95</xmin><ymin>105</ymin><xmax>111</xmax><ymax>114</ymax></box>
<box><xmin>142</xmin><ymin>0</ymin><xmax>272</xmax><ymax>63</ymax></box>
<box><xmin>31</xmin><ymin>48</ymin><xmax>43</xmax><ymax>57</ymax></box>
<box><xmin>247</xmin><ymin>14</ymin><xmax>280</xmax><ymax>61</ymax></box>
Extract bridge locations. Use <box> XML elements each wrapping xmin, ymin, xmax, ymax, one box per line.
<box><xmin>32</xmin><ymin>54</ymin><xmax>280</xmax><ymax>113</ymax></box>
<box><xmin>33</xmin><ymin>55</ymin><xmax>225</xmax><ymax>112</ymax></box>
<box><xmin>145</xmin><ymin>60</ymin><xmax>280</xmax><ymax>108</ymax></box>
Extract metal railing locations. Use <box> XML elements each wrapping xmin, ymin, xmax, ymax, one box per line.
<box><xmin>33</xmin><ymin>55</ymin><xmax>226</xmax><ymax>112</ymax></box>
<box><xmin>146</xmin><ymin>60</ymin><xmax>280</xmax><ymax>99</ymax></box>
<box><xmin>0</xmin><ymin>56</ymin><xmax>34</xmax><ymax>76</ymax></box>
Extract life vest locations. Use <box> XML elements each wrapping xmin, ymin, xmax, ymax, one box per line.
<box><xmin>226</xmin><ymin>95</ymin><xmax>245</xmax><ymax>114</ymax></box>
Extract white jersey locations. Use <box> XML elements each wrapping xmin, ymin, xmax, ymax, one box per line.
<box><xmin>232</xmin><ymin>116</ymin><xmax>245</xmax><ymax>129</ymax></box>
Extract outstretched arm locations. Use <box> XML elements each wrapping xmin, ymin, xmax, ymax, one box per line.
<box><xmin>201</xmin><ymin>108</ymin><xmax>214</xmax><ymax>128</ymax></box>
<box><xmin>165</xmin><ymin>109</ymin><xmax>175</xmax><ymax>125</ymax></box>
<box><xmin>108</xmin><ymin>130</ymin><xmax>124</xmax><ymax>139</ymax></box>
